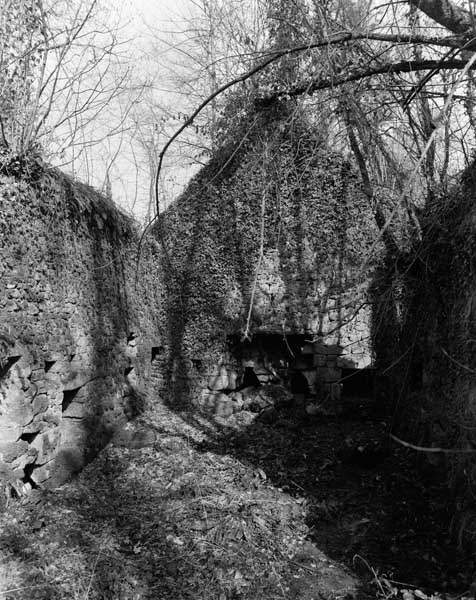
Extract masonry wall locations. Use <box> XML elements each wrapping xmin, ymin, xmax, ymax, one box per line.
<box><xmin>155</xmin><ymin>117</ymin><xmax>381</xmax><ymax>410</ymax></box>
<box><xmin>0</xmin><ymin>163</ymin><xmax>163</xmax><ymax>492</ymax></box>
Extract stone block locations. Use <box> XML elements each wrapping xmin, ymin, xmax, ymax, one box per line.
<box><xmin>11</xmin><ymin>448</ymin><xmax>38</xmax><ymax>471</ymax></box>
<box><xmin>347</xmin><ymin>354</ymin><xmax>371</xmax><ymax>369</ymax></box>
<box><xmin>23</xmin><ymin>420</ymin><xmax>48</xmax><ymax>434</ymax></box>
<box><xmin>302</xmin><ymin>369</ymin><xmax>317</xmax><ymax>388</ymax></box>
<box><xmin>317</xmin><ymin>367</ymin><xmax>341</xmax><ymax>383</ymax></box>
<box><xmin>198</xmin><ymin>389</ymin><xmax>227</xmax><ymax>411</ymax></box>
<box><xmin>208</xmin><ymin>366</ymin><xmax>229</xmax><ymax>391</ymax></box>
<box><xmin>0</xmin><ymin>424</ymin><xmax>22</xmax><ymax>444</ymax></box>
<box><xmin>255</xmin><ymin>368</ymin><xmax>271</xmax><ymax>384</ymax></box>
<box><xmin>228</xmin><ymin>371</ymin><xmax>238</xmax><ymax>390</ymax></box>
<box><xmin>31</xmin><ymin>429</ymin><xmax>60</xmax><ymax>465</ymax></box>
<box><xmin>229</xmin><ymin>391</ymin><xmax>244</xmax><ymax>411</ymax></box>
<box><xmin>62</xmin><ymin>401</ymin><xmax>86</xmax><ymax>420</ymax></box>
<box><xmin>314</xmin><ymin>354</ymin><xmax>326</xmax><ymax>367</ymax></box>
<box><xmin>32</xmin><ymin>394</ymin><xmax>49</xmax><ymax>415</ymax></box>
<box><xmin>0</xmin><ymin>441</ymin><xmax>28</xmax><ymax>463</ymax></box>
<box><xmin>43</xmin><ymin>411</ymin><xmax>61</xmax><ymax>426</ymax></box>
<box><xmin>30</xmin><ymin>462</ymin><xmax>52</xmax><ymax>485</ymax></box>
<box><xmin>214</xmin><ymin>397</ymin><xmax>234</xmax><ymax>418</ymax></box>
<box><xmin>30</xmin><ymin>368</ymin><xmax>46</xmax><ymax>382</ymax></box>
<box><xmin>60</xmin><ymin>369</ymin><xmax>89</xmax><ymax>390</ymax></box>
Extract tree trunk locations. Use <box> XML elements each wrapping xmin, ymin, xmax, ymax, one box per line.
<box><xmin>409</xmin><ymin>0</ymin><xmax>475</xmax><ymax>37</ymax></box>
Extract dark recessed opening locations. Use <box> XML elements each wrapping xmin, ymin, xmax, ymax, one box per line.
<box><xmin>290</xmin><ymin>371</ymin><xmax>310</xmax><ymax>395</ymax></box>
<box><xmin>0</xmin><ymin>355</ymin><xmax>21</xmax><ymax>378</ymax></box>
<box><xmin>22</xmin><ymin>463</ymin><xmax>39</xmax><ymax>488</ymax></box>
<box><xmin>124</xmin><ymin>366</ymin><xmax>134</xmax><ymax>377</ymax></box>
<box><xmin>228</xmin><ymin>333</ymin><xmax>315</xmax><ymax>395</ymax></box>
<box><xmin>297</xmin><ymin>353</ymin><xmax>314</xmax><ymax>368</ymax></box>
<box><xmin>239</xmin><ymin>366</ymin><xmax>261</xmax><ymax>389</ymax></box>
<box><xmin>62</xmin><ymin>387</ymin><xmax>81</xmax><ymax>412</ymax></box>
<box><xmin>127</xmin><ymin>332</ymin><xmax>136</xmax><ymax>343</ymax></box>
<box><xmin>20</xmin><ymin>432</ymin><xmax>39</xmax><ymax>443</ymax></box>
<box><xmin>341</xmin><ymin>368</ymin><xmax>375</xmax><ymax>398</ymax></box>
<box><xmin>44</xmin><ymin>360</ymin><xmax>55</xmax><ymax>373</ymax></box>
<box><xmin>69</xmin><ymin>354</ymin><xmax>76</xmax><ymax>362</ymax></box>
<box><xmin>192</xmin><ymin>359</ymin><xmax>202</xmax><ymax>370</ymax></box>
<box><xmin>151</xmin><ymin>346</ymin><xmax>164</xmax><ymax>362</ymax></box>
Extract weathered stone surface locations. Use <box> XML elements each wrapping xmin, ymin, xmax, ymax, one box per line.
<box><xmin>196</xmin><ymin>389</ymin><xmax>228</xmax><ymax>411</ymax></box>
<box><xmin>31</xmin><ymin>429</ymin><xmax>61</xmax><ymax>465</ymax></box>
<box><xmin>0</xmin><ymin>441</ymin><xmax>28</xmax><ymax>463</ymax></box>
<box><xmin>317</xmin><ymin>367</ymin><xmax>340</xmax><ymax>383</ymax></box>
<box><xmin>31</xmin><ymin>462</ymin><xmax>53</xmax><ymax>485</ymax></box>
<box><xmin>11</xmin><ymin>448</ymin><xmax>38</xmax><ymax>470</ymax></box>
<box><xmin>0</xmin><ymin>169</ymin><xmax>160</xmax><ymax>489</ymax></box>
<box><xmin>62</xmin><ymin>402</ymin><xmax>86</xmax><ymax>420</ymax></box>
<box><xmin>214</xmin><ymin>397</ymin><xmax>234</xmax><ymax>418</ymax></box>
<box><xmin>208</xmin><ymin>366</ymin><xmax>229</xmax><ymax>391</ymax></box>
<box><xmin>0</xmin><ymin>424</ymin><xmax>22</xmax><ymax>444</ymax></box>
<box><xmin>228</xmin><ymin>391</ymin><xmax>244</xmax><ymax>411</ymax></box>
<box><xmin>227</xmin><ymin>370</ymin><xmax>238</xmax><ymax>390</ymax></box>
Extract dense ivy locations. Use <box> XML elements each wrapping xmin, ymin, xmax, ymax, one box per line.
<box><xmin>156</xmin><ymin>110</ymin><xmax>379</xmax><ymax>404</ymax></box>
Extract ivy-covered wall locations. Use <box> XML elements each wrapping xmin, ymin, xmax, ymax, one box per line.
<box><xmin>156</xmin><ymin>116</ymin><xmax>381</xmax><ymax>406</ymax></box>
<box><xmin>0</xmin><ymin>161</ymin><xmax>162</xmax><ymax>492</ymax></box>
<box><xmin>0</xmin><ymin>115</ymin><xmax>381</xmax><ymax>491</ymax></box>
<box><xmin>374</xmin><ymin>164</ymin><xmax>476</xmax><ymax>547</ymax></box>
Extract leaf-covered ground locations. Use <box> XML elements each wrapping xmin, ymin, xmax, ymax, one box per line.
<box><xmin>0</xmin><ymin>399</ymin><xmax>473</xmax><ymax>599</ymax></box>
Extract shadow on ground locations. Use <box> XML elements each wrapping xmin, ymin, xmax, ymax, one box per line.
<box><xmin>1</xmin><ymin>397</ymin><xmax>472</xmax><ymax>599</ymax></box>
<box><xmin>0</xmin><ymin>406</ymin><xmax>362</xmax><ymax>600</ymax></box>
<box><xmin>185</xmin><ymin>396</ymin><xmax>472</xmax><ymax>594</ymax></box>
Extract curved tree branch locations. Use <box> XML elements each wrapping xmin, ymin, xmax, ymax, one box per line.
<box><xmin>152</xmin><ymin>30</ymin><xmax>464</xmax><ymax>219</ymax></box>
<box><xmin>256</xmin><ymin>59</ymin><xmax>476</xmax><ymax>105</ymax></box>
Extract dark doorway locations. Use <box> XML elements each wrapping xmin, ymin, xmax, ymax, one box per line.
<box><xmin>289</xmin><ymin>371</ymin><xmax>309</xmax><ymax>395</ymax></box>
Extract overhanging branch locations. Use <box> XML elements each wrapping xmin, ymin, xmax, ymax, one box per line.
<box><xmin>152</xmin><ymin>30</ymin><xmax>464</xmax><ymax>219</ymax></box>
<box><xmin>256</xmin><ymin>59</ymin><xmax>475</xmax><ymax>106</ymax></box>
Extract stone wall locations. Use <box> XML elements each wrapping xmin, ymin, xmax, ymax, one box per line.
<box><xmin>0</xmin><ymin>164</ymin><xmax>162</xmax><ymax>492</ymax></box>
<box><xmin>154</xmin><ymin>116</ymin><xmax>381</xmax><ymax>411</ymax></box>
<box><xmin>0</xmin><ymin>121</ymin><xmax>381</xmax><ymax>491</ymax></box>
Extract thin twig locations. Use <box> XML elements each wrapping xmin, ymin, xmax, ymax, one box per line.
<box><xmin>390</xmin><ymin>433</ymin><xmax>476</xmax><ymax>454</ymax></box>
<box><xmin>242</xmin><ymin>189</ymin><xmax>266</xmax><ymax>341</ymax></box>
<box><xmin>83</xmin><ymin>541</ymin><xmax>103</xmax><ymax>599</ymax></box>
<box><xmin>442</xmin><ymin>347</ymin><xmax>476</xmax><ymax>374</ymax></box>
<box><xmin>0</xmin><ymin>584</ymin><xmax>50</xmax><ymax>596</ymax></box>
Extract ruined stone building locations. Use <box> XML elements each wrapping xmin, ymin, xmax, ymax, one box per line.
<box><xmin>0</xmin><ymin>116</ymin><xmax>381</xmax><ymax>490</ymax></box>
<box><xmin>156</xmin><ymin>117</ymin><xmax>381</xmax><ymax>416</ymax></box>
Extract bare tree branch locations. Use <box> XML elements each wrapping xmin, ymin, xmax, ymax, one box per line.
<box><xmin>257</xmin><ymin>59</ymin><xmax>476</xmax><ymax>105</ymax></box>
<box><xmin>152</xmin><ymin>30</ymin><xmax>465</xmax><ymax>218</ymax></box>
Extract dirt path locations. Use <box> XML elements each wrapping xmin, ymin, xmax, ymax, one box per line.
<box><xmin>0</xmin><ymin>400</ymin><xmax>472</xmax><ymax>599</ymax></box>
